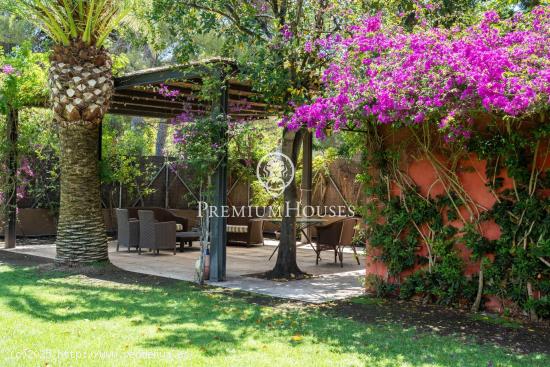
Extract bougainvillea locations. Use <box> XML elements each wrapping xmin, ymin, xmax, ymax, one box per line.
<box><xmin>1</xmin><ymin>44</ymin><xmax>47</xmax><ymax>214</ymax></box>
<box><xmin>282</xmin><ymin>6</ymin><xmax>550</xmax><ymax>141</ymax></box>
<box><xmin>1</xmin><ymin>64</ymin><xmax>15</xmax><ymax>75</ymax></box>
<box><xmin>156</xmin><ymin>82</ymin><xmax>260</xmax><ymax>162</ymax></box>
<box><xmin>0</xmin><ymin>158</ymin><xmax>34</xmax><ymax>209</ymax></box>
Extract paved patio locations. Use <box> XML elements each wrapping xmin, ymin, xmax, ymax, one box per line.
<box><xmin>3</xmin><ymin>238</ymin><xmax>365</xmax><ymax>303</ymax></box>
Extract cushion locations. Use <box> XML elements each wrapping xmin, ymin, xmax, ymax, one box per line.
<box><xmin>176</xmin><ymin>224</ymin><xmax>184</xmax><ymax>231</ymax></box>
<box><xmin>226</xmin><ymin>224</ymin><xmax>248</xmax><ymax>233</ymax></box>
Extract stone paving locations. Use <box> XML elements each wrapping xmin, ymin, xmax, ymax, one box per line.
<box><xmin>2</xmin><ymin>238</ymin><xmax>365</xmax><ymax>303</ymax></box>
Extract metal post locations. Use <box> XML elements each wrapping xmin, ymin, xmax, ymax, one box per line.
<box><xmin>209</xmin><ymin>77</ymin><xmax>229</xmax><ymax>281</ymax></box>
<box><xmin>4</xmin><ymin>107</ymin><xmax>18</xmax><ymax>248</ymax></box>
<box><xmin>301</xmin><ymin>130</ymin><xmax>313</xmax><ymax>243</ymax></box>
<box><xmin>98</xmin><ymin>121</ymin><xmax>103</xmax><ymax>161</ymax></box>
<box><xmin>118</xmin><ymin>182</ymin><xmax>123</xmax><ymax>208</ymax></box>
<box><xmin>164</xmin><ymin>157</ymin><xmax>169</xmax><ymax>208</ymax></box>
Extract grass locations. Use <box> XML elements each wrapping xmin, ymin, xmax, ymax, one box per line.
<box><xmin>470</xmin><ymin>313</ymin><xmax>522</xmax><ymax>329</ymax></box>
<box><xmin>349</xmin><ymin>295</ymin><xmax>388</xmax><ymax>306</ymax></box>
<box><xmin>0</xmin><ymin>263</ymin><xmax>548</xmax><ymax>367</ymax></box>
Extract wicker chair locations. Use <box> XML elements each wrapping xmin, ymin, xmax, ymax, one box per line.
<box><xmin>127</xmin><ymin>207</ymin><xmax>188</xmax><ymax>232</ymax></box>
<box><xmin>115</xmin><ymin>209</ymin><xmax>139</xmax><ymax>252</ymax></box>
<box><xmin>137</xmin><ymin>210</ymin><xmax>177</xmax><ymax>255</ymax></box>
<box><xmin>314</xmin><ymin>218</ymin><xmax>360</xmax><ymax>267</ymax></box>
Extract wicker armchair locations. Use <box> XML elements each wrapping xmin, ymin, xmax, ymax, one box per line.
<box><xmin>137</xmin><ymin>210</ymin><xmax>177</xmax><ymax>255</ymax></box>
<box><xmin>128</xmin><ymin>207</ymin><xmax>188</xmax><ymax>232</ymax></box>
<box><xmin>315</xmin><ymin>218</ymin><xmax>360</xmax><ymax>267</ymax></box>
<box><xmin>115</xmin><ymin>209</ymin><xmax>139</xmax><ymax>252</ymax></box>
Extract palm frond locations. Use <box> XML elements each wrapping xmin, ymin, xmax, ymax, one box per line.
<box><xmin>11</xmin><ymin>0</ymin><xmax>133</xmax><ymax>47</ymax></box>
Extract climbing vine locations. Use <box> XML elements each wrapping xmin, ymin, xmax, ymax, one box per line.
<box><xmin>468</xmin><ymin>119</ymin><xmax>550</xmax><ymax>319</ymax></box>
<box><xmin>349</xmin><ymin>116</ymin><xmax>549</xmax><ymax>320</ymax></box>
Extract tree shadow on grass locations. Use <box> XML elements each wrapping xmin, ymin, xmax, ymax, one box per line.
<box><xmin>0</xmin><ymin>254</ymin><xmax>548</xmax><ymax>366</ymax></box>
<box><xmin>0</xmin><ymin>264</ymin><xmax>242</xmax><ymax>356</ymax></box>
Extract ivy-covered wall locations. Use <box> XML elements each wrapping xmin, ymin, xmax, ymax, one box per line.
<box><xmin>361</xmin><ymin>120</ymin><xmax>549</xmax><ymax>321</ymax></box>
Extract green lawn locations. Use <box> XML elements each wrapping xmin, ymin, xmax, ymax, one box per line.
<box><xmin>0</xmin><ymin>263</ymin><xmax>548</xmax><ymax>367</ymax></box>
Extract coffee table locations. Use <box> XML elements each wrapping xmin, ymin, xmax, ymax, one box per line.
<box><xmin>176</xmin><ymin>231</ymin><xmax>200</xmax><ymax>252</ymax></box>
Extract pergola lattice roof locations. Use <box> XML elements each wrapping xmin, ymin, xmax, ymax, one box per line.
<box><xmin>111</xmin><ymin>57</ymin><xmax>280</xmax><ymax>120</ymax></box>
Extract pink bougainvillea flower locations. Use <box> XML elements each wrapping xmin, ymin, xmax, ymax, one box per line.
<box><xmin>282</xmin><ymin>7</ymin><xmax>550</xmax><ymax>142</ymax></box>
<box><xmin>280</xmin><ymin>24</ymin><xmax>293</xmax><ymax>42</ymax></box>
<box><xmin>1</xmin><ymin>64</ymin><xmax>15</xmax><ymax>74</ymax></box>
<box><xmin>158</xmin><ymin>83</ymin><xmax>181</xmax><ymax>99</ymax></box>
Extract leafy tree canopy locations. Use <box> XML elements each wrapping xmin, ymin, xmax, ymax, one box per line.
<box><xmin>0</xmin><ymin>42</ymin><xmax>48</xmax><ymax>111</ymax></box>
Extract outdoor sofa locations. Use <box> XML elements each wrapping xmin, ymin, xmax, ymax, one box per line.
<box><xmin>226</xmin><ymin>209</ymin><xmax>264</xmax><ymax>247</ymax></box>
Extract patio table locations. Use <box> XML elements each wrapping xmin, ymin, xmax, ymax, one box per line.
<box><xmin>267</xmin><ymin>217</ymin><xmax>326</xmax><ymax>260</ymax></box>
<box><xmin>176</xmin><ymin>231</ymin><xmax>200</xmax><ymax>252</ymax></box>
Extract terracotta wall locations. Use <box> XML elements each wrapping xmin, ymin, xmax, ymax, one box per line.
<box><xmin>365</xmin><ymin>148</ymin><xmax>549</xmax><ymax>313</ymax></box>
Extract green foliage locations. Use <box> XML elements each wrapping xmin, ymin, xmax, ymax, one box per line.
<box><xmin>0</xmin><ymin>42</ymin><xmax>48</xmax><ymax>111</ymax></box>
<box><xmin>0</xmin><ymin>108</ymin><xmax>60</xmax><ymax>212</ymax></box>
<box><xmin>527</xmin><ymin>296</ymin><xmax>550</xmax><ymax>319</ymax></box>
<box><xmin>111</xmin><ymin>53</ymin><xmax>130</xmax><ymax>76</ymax></box>
<box><xmin>174</xmin><ymin>115</ymin><xmax>227</xmax><ymax>178</ymax></box>
<box><xmin>0</xmin><ymin>13</ymin><xmax>43</xmax><ymax>50</ymax></box>
<box><xmin>462</xmin><ymin>224</ymin><xmax>495</xmax><ymax>259</ymax></box>
<box><xmin>365</xmin><ymin>184</ymin><xmax>476</xmax><ymax>305</ymax></box>
<box><xmin>100</xmin><ymin>115</ymin><xmax>157</xmax><ymax>203</ymax></box>
<box><xmin>364</xmin><ymin>274</ymin><xmax>398</xmax><ymax>298</ymax></box>
<box><xmin>367</xmin><ymin>196</ymin><xmax>418</xmax><ymax>276</ymax></box>
<box><xmin>0</xmin><ymin>44</ymin><xmax>50</xmax><ymax>214</ymax></box>
<box><xmin>149</xmin><ymin>1</ymin><xmax>365</xmax><ymax>109</ymax></box>
<box><xmin>18</xmin><ymin>108</ymin><xmax>60</xmax><ymax>211</ymax></box>
<box><xmin>364</xmin><ymin>0</ymin><xmax>480</xmax><ymax>29</ymax></box>
<box><xmin>467</xmin><ymin>122</ymin><xmax>550</xmax><ymax>316</ymax></box>
<box><xmin>10</xmin><ymin>0</ymin><xmax>134</xmax><ymax>47</ymax></box>
<box><xmin>227</xmin><ymin>119</ymin><xmax>282</xmax><ymax>207</ymax></box>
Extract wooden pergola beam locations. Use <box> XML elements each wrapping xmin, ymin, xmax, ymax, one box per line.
<box><xmin>114</xmin><ymin>58</ymin><xmax>237</xmax><ymax>90</ymax></box>
<box><xmin>112</xmin><ymin>93</ymin><xmax>276</xmax><ymax>114</ymax></box>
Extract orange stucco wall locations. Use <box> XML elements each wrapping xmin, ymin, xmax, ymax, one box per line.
<box><xmin>365</xmin><ymin>150</ymin><xmax>549</xmax><ymax>312</ymax></box>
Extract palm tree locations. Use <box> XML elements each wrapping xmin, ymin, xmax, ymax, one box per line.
<box><xmin>12</xmin><ymin>0</ymin><xmax>132</xmax><ymax>265</ymax></box>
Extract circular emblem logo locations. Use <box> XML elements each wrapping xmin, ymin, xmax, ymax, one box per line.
<box><xmin>256</xmin><ymin>152</ymin><xmax>295</xmax><ymax>197</ymax></box>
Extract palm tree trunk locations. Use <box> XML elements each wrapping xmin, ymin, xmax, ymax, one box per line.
<box><xmin>50</xmin><ymin>42</ymin><xmax>112</xmax><ymax>265</ymax></box>
<box><xmin>56</xmin><ymin>121</ymin><xmax>108</xmax><ymax>264</ymax></box>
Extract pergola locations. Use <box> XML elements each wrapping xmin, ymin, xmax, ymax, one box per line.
<box><xmin>109</xmin><ymin>58</ymin><xmax>313</xmax><ymax>281</ymax></box>
<box><xmin>111</xmin><ymin>58</ymin><xmax>278</xmax><ymax>120</ymax></box>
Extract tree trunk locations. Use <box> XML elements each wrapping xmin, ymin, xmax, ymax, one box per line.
<box><xmin>155</xmin><ymin>121</ymin><xmax>168</xmax><ymax>156</ymax></box>
<box><xmin>3</xmin><ymin>107</ymin><xmax>18</xmax><ymax>249</ymax></box>
<box><xmin>56</xmin><ymin>121</ymin><xmax>108</xmax><ymax>264</ymax></box>
<box><xmin>49</xmin><ymin>41</ymin><xmax>113</xmax><ymax>265</ymax></box>
<box><xmin>267</xmin><ymin>128</ymin><xmax>305</xmax><ymax>279</ymax></box>
<box><xmin>471</xmin><ymin>265</ymin><xmax>484</xmax><ymax>312</ymax></box>
<box><xmin>527</xmin><ymin>281</ymin><xmax>539</xmax><ymax>321</ymax></box>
